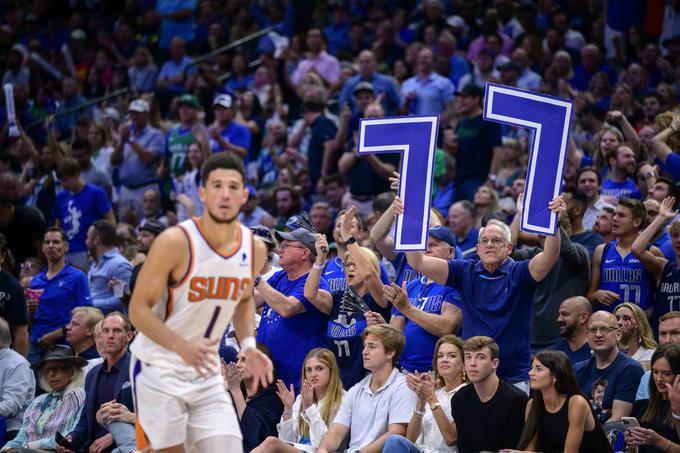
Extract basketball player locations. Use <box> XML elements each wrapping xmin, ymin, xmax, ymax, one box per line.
<box><xmin>129</xmin><ymin>152</ymin><xmax>273</xmax><ymax>453</ymax></box>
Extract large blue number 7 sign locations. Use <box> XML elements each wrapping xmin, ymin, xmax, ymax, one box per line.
<box><xmin>358</xmin><ymin>116</ymin><xmax>439</xmax><ymax>251</ymax></box>
<box><xmin>484</xmin><ymin>83</ymin><xmax>573</xmax><ymax>235</ymax></box>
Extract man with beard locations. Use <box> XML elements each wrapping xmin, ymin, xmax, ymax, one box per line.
<box><xmin>594</xmin><ymin>206</ymin><xmax>616</xmax><ymax>243</ymax></box>
<box><xmin>601</xmin><ymin>145</ymin><xmax>642</xmax><ymax>200</ymax></box>
<box><xmin>551</xmin><ymin>296</ymin><xmax>593</xmax><ymax>364</ymax></box>
<box><xmin>129</xmin><ymin>153</ymin><xmax>273</xmax><ymax>453</ymax></box>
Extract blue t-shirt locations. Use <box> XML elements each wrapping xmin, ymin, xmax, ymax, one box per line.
<box><xmin>654</xmin><ymin>230</ymin><xmax>676</xmax><ymax>263</ymax></box>
<box><xmin>445</xmin><ymin>258</ymin><xmax>536</xmax><ymax>382</ymax></box>
<box><xmin>598</xmin><ymin>240</ymin><xmax>655</xmax><ymax>312</ymax></box>
<box><xmin>601</xmin><ymin>178</ymin><xmax>642</xmax><ymax>200</ymax></box>
<box><xmin>391</xmin><ymin>253</ymin><xmax>423</xmax><ymax>287</ymax></box>
<box><xmin>256</xmin><ymin>270</ymin><xmax>330</xmax><ymax>391</ymax></box>
<box><xmin>394</xmin><ymin>276</ymin><xmax>462</xmax><ymax>372</ymax></box>
<box><xmin>327</xmin><ymin>290</ymin><xmax>391</xmax><ymax>389</ymax></box>
<box><xmin>53</xmin><ymin>184</ymin><xmax>112</xmax><ymax>253</ymax></box>
<box><xmin>157</xmin><ymin>0</ymin><xmax>196</xmax><ymax>48</ymax></box>
<box><xmin>209</xmin><ymin>121</ymin><xmax>252</xmax><ymax>155</ymax></box>
<box><xmin>549</xmin><ymin>338</ymin><xmax>592</xmax><ymax>365</ymax></box>
<box><xmin>29</xmin><ymin>264</ymin><xmax>92</xmax><ymax>343</ymax></box>
<box><xmin>574</xmin><ymin>352</ymin><xmax>644</xmax><ymax>409</ymax></box>
<box><xmin>322</xmin><ymin>256</ymin><xmax>390</xmax><ymax>293</ymax></box>
<box><xmin>652</xmin><ymin>262</ymin><xmax>680</xmax><ymax>334</ymax></box>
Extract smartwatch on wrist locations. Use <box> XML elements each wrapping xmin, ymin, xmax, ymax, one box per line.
<box><xmin>344</xmin><ymin>237</ymin><xmax>357</xmax><ymax>247</ymax></box>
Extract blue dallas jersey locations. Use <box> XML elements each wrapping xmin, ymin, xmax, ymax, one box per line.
<box><xmin>322</xmin><ymin>256</ymin><xmax>391</xmax><ymax>291</ymax></box>
<box><xmin>327</xmin><ymin>289</ymin><xmax>391</xmax><ymax>389</ymax></box>
<box><xmin>394</xmin><ymin>276</ymin><xmax>463</xmax><ymax>372</ymax></box>
<box><xmin>391</xmin><ymin>252</ymin><xmax>422</xmax><ymax>287</ymax></box>
<box><xmin>257</xmin><ymin>270</ymin><xmax>330</xmax><ymax>392</ymax></box>
<box><xmin>601</xmin><ymin>178</ymin><xmax>642</xmax><ymax>200</ymax></box>
<box><xmin>652</xmin><ymin>262</ymin><xmax>680</xmax><ymax>333</ymax></box>
<box><xmin>597</xmin><ymin>240</ymin><xmax>655</xmax><ymax>312</ymax></box>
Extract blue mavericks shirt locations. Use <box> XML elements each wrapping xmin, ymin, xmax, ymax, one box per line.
<box><xmin>257</xmin><ymin>270</ymin><xmax>330</xmax><ymax>392</ymax></box>
<box><xmin>53</xmin><ymin>184</ymin><xmax>112</xmax><ymax>253</ymax></box>
<box><xmin>30</xmin><ymin>264</ymin><xmax>92</xmax><ymax>343</ymax></box>
<box><xmin>327</xmin><ymin>290</ymin><xmax>391</xmax><ymax>388</ymax></box>
<box><xmin>394</xmin><ymin>276</ymin><xmax>462</xmax><ymax>372</ymax></box>
<box><xmin>601</xmin><ymin>178</ymin><xmax>642</xmax><ymax>200</ymax></box>
<box><xmin>652</xmin><ymin>262</ymin><xmax>680</xmax><ymax>333</ymax></box>
<box><xmin>323</xmin><ymin>256</ymin><xmax>391</xmax><ymax>292</ymax></box>
<box><xmin>391</xmin><ymin>252</ymin><xmax>423</xmax><ymax>287</ymax></box>
<box><xmin>598</xmin><ymin>241</ymin><xmax>654</xmax><ymax>312</ymax></box>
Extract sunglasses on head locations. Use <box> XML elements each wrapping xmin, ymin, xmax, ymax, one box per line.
<box><xmin>250</xmin><ymin>226</ymin><xmax>273</xmax><ymax>241</ymax></box>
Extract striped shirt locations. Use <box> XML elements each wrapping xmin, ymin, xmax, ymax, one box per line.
<box><xmin>2</xmin><ymin>388</ymin><xmax>85</xmax><ymax>450</ymax></box>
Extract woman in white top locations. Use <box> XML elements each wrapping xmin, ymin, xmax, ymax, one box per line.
<box><xmin>252</xmin><ymin>348</ymin><xmax>345</xmax><ymax>453</ymax></box>
<box><xmin>615</xmin><ymin>302</ymin><xmax>658</xmax><ymax>371</ymax></box>
<box><xmin>385</xmin><ymin>335</ymin><xmax>468</xmax><ymax>453</ymax></box>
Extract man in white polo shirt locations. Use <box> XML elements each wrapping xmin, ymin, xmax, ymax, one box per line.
<box><xmin>317</xmin><ymin>324</ymin><xmax>416</xmax><ymax>453</ymax></box>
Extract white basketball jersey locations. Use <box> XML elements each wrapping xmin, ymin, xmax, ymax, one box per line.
<box><xmin>130</xmin><ymin>218</ymin><xmax>254</xmax><ymax>369</ymax></box>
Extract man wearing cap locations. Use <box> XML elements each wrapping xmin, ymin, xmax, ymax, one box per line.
<box><xmin>111</xmin><ymin>98</ymin><xmax>165</xmax><ymax>219</ymax></box>
<box><xmin>385</xmin><ymin>226</ymin><xmax>462</xmax><ymax>373</ymax></box>
<box><xmin>164</xmin><ymin>93</ymin><xmax>209</xmax><ymax>178</ymax></box>
<box><xmin>452</xmin><ymin>84</ymin><xmax>503</xmax><ymax>202</ymax></box>
<box><xmin>209</xmin><ymin>93</ymin><xmax>251</xmax><ymax>158</ymax></box>
<box><xmin>254</xmin><ymin>228</ymin><xmax>330</xmax><ymax>392</ymax></box>
<box><xmin>126</xmin><ymin>219</ymin><xmax>166</xmax><ymax>305</ymax></box>
<box><xmin>338</xmin><ymin>50</ymin><xmax>400</xmax><ymax>116</ymax></box>
<box><xmin>400</xmin><ymin>48</ymin><xmax>456</xmax><ymax>122</ymax></box>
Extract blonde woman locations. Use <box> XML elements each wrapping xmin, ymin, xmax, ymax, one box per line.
<box><xmin>253</xmin><ymin>348</ymin><xmax>345</xmax><ymax>452</ymax></box>
<box><xmin>615</xmin><ymin>302</ymin><xmax>659</xmax><ymax>371</ymax></box>
<box><xmin>386</xmin><ymin>335</ymin><xmax>469</xmax><ymax>452</ymax></box>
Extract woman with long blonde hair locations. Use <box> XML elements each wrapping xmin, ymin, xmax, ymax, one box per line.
<box><xmin>253</xmin><ymin>348</ymin><xmax>346</xmax><ymax>452</ymax></box>
<box><xmin>615</xmin><ymin>302</ymin><xmax>659</xmax><ymax>371</ymax></box>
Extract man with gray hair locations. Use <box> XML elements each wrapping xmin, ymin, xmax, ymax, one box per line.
<box><xmin>403</xmin><ymin>196</ymin><xmax>566</xmax><ymax>391</ymax></box>
<box><xmin>0</xmin><ymin>316</ymin><xmax>36</xmax><ymax>440</ymax></box>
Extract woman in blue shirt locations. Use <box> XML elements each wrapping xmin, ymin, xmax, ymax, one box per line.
<box><xmin>304</xmin><ymin>206</ymin><xmax>391</xmax><ymax>388</ymax></box>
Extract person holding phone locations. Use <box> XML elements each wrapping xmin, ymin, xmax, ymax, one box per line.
<box><xmin>500</xmin><ymin>350</ymin><xmax>612</xmax><ymax>453</ymax></box>
<box><xmin>626</xmin><ymin>344</ymin><xmax>680</xmax><ymax>452</ymax></box>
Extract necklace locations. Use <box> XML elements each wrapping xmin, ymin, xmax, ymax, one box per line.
<box><xmin>545</xmin><ymin>395</ymin><xmax>566</xmax><ymax>412</ymax></box>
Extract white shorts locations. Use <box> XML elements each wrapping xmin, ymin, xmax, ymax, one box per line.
<box><xmin>130</xmin><ymin>355</ymin><xmax>242</xmax><ymax>450</ymax></box>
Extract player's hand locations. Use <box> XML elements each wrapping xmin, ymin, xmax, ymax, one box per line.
<box><xmin>275</xmin><ymin>379</ymin><xmax>295</xmax><ymax>411</ymax></box>
<box><xmin>592</xmin><ymin>290</ymin><xmax>620</xmax><ymax>306</ymax></box>
<box><xmin>242</xmin><ymin>347</ymin><xmax>274</xmax><ymax>394</ymax></box>
<box><xmin>176</xmin><ymin>337</ymin><xmax>220</xmax><ymax>377</ymax></box>
<box><xmin>364</xmin><ymin>311</ymin><xmax>386</xmax><ymax>325</ymax></box>
<box><xmin>89</xmin><ymin>433</ymin><xmax>113</xmax><ymax>453</ymax></box>
<box><xmin>548</xmin><ymin>195</ymin><xmax>567</xmax><ymax>215</ymax></box>
<box><xmin>301</xmin><ymin>379</ymin><xmax>314</xmax><ymax>409</ymax></box>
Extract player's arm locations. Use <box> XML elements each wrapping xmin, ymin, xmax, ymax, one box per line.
<box><xmin>317</xmin><ymin>423</ymin><xmax>350</xmax><ymax>453</ymax></box>
<box><xmin>233</xmin><ymin>237</ymin><xmax>274</xmax><ymax>392</ymax></box>
<box><xmin>128</xmin><ymin>228</ymin><xmax>218</xmax><ymax>375</ymax></box>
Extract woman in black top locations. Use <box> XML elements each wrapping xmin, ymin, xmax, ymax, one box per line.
<box><xmin>626</xmin><ymin>344</ymin><xmax>680</xmax><ymax>453</ymax></box>
<box><xmin>501</xmin><ymin>350</ymin><xmax>612</xmax><ymax>453</ymax></box>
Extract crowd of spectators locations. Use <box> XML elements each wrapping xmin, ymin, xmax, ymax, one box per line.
<box><xmin>1</xmin><ymin>0</ymin><xmax>680</xmax><ymax>452</ymax></box>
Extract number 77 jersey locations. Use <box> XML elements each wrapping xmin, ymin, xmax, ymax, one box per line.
<box><xmin>130</xmin><ymin>218</ymin><xmax>253</xmax><ymax>370</ymax></box>
<box><xmin>597</xmin><ymin>240</ymin><xmax>654</xmax><ymax>312</ymax></box>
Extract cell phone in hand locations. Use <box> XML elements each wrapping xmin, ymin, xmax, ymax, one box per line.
<box><xmin>621</xmin><ymin>416</ymin><xmax>640</xmax><ymax>430</ymax></box>
<box><xmin>55</xmin><ymin>431</ymin><xmax>72</xmax><ymax>449</ymax></box>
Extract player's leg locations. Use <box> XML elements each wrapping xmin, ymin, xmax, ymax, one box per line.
<box><xmin>150</xmin><ymin>444</ymin><xmax>185</xmax><ymax>453</ymax></box>
<box><xmin>194</xmin><ymin>434</ymin><xmax>243</xmax><ymax>453</ymax></box>
<box><xmin>250</xmin><ymin>436</ymin><xmax>304</xmax><ymax>452</ymax></box>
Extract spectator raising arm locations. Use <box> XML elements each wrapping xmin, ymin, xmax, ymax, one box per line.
<box><xmin>526</xmin><ymin>196</ymin><xmax>566</xmax><ymax>282</ymax></box>
<box><xmin>631</xmin><ymin>196</ymin><xmax>676</xmax><ymax>282</ymax></box>
<box><xmin>651</xmin><ymin>117</ymin><xmax>680</xmax><ymax>182</ymax></box>
<box><xmin>302</xmin><ymin>235</ymin><xmax>333</xmax><ymax>315</ymax></box>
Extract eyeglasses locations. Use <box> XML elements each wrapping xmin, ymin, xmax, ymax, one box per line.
<box><xmin>343</xmin><ymin>261</ymin><xmax>357</xmax><ymax>269</ymax></box>
<box><xmin>587</xmin><ymin>326</ymin><xmax>617</xmax><ymax>335</ymax></box>
<box><xmin>279</xmin><ymin>243</ymin><xmax>307</xmax><ymax>251</ymax></box>
<box><xmin>478</xmin><ymin>238</ymin><xmax>506</xmax><ymax>247</ymax></box>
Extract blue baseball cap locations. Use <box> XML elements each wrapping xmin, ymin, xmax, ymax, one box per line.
<box><xmin>428</xmin><ymin>226</ymin><xmax>457</xmax><ymax>247</ymax></box>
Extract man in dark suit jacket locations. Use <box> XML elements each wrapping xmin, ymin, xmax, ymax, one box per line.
<box><xmin>58</xmin><ymin>312</ymin><xmax>136</xmax><ymax>453</ymax></box>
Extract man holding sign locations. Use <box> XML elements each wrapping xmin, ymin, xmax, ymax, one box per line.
<box><xmin>397</xmin><ymin>197</ymin><xmax>566</xmax><ymax>390</ymax></box>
